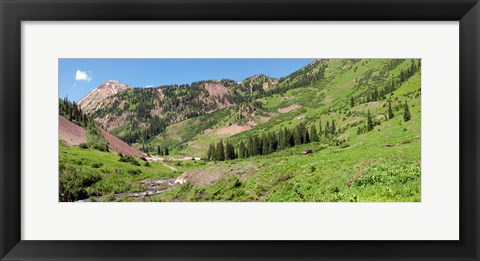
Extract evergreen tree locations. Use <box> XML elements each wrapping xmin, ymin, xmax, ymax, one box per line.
<box><xmin>294</xmin><ymin>129</ymin><xmax>302</xmax><ymax>145</ymax></box>
<box><xmin>216</xmin><ymin>140</ymin><xmax>225</xmax><ymax>161</ymax></box>
<box><xmin>261</xmin><ymin>134</ymin><xmax>269</xmax><ymax>155</ymax></box>
<box><xmin>310</xmin><ymin>125</ymin><xmax>319</xmax><ymax>142</ymax></box>
<box><xmin>288</xmin><ymin>129</ymin><xmax>295</xmax><ymax>147</ymax></box>
<box><xmin>388</xmin><ymin>100</ymin><xmax>394</xmax><ymax>119</ymax></box>
<box><xmin>303</xmin><ymin>128</ymin><xmax>310</xmax><ymax>144</ymax></box>
<box><xmin>331</xmin><ymin>119</ymin><xmax>336</xmax><ymax>135</ymax></box>
<box><xmin>157</xmin><ymin>145</ymin><xmax>161</xmax><ymax>156</ymax></box>
<box><xmin>239</xmin><ymin>141</ymin><xmax>246</xmax><ymax>158</ymax></box>
<box><xmin>164</xmin><ymin>146</ymin><xmax>169</xmax><ymax>156</ymax></box>
<box><xmin>318</xmin><ymin>119</ymin><xmax>322</xmax><ymax>138</ymax></box>
<box><xmin>325</xmin><ymin>121</ymin><xmax>330</xmax><ymax>137</ymax></box>
<box><xmin>367</xmin><ymin>110</ymin><xmax>374</xmax><ymax>131</ymax></box>
<box><xmin>269</xmin><ymin>132</ymin><xmax>278</xmax><ymax>152</ymax></box>
<box><xmin>403</xmin><ymin>101</ymin><xmax>411</xmax><ymax>122</ymax></box>
<box><xmin>350</xmin><ymin>96</ymin><xmax>355</xmax><ymax>107</ymax></box>
<box><xmin>225</xmin><ymin>142</ymin><xmax>235</xmax><ymax>160</ymax></box>
<box><xmin>207</xmin><ymin>143</ymin><xmax>215</xmax><ymax>161</ymax></box>
<box><xmin>254</xmin><ymin>135</ymin><xmax>262</xmax><ymax>155</ymax></box>
<box><xmin>247</xmin><ymin>135</ymin><xmax>254</xmax><ymax>157</ymax></box>
<box><xmin>296</xmin><ymin>122</ymin><xmax>306</xmax><ymax>144</ymax></box>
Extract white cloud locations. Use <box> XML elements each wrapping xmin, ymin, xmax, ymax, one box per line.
<box><xmin>75</xmin><ymin>70</ymin><xmax>91</xmax><ymax>81</ymax></box>
<box><xmin>145</xmin><ymin>85</ymin><xmax>154</xmax><ymax>88</ymax></box>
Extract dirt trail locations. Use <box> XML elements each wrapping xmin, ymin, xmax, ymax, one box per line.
<box><xmin>163</xmin><ymin>163</ymin><xmax>177</xmax><ymax>171</ymax></box>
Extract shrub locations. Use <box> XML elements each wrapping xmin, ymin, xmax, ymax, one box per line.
<box><xmin>91</xmin><ymin>162</ymin><xmax>103</xmax><ymax>168</ymax></box>
<box><xmin>79</xmin><ymin>143</ymin><xmax>89</xmax><ymax>149</ymax></box>
<box><xmin>59</xmin><ymin>164</ymin><xmax>102</xmax><ymax>202</ymax></box>
<box><xmin>127</xmin><ymin>169</ymin><xmax>142</xmax><ymax>175</ymax></box>
<box><xmin>93</xmin><ymin>143</ymin><xmax>109</xmax><ymax>152</ymax></box>
<box><xmin>319</xmin><ymin>144</ymin><xmax>329</xmax><ymax>150</ymax></box>
<box><xmin>119</xmin><ymin>154</ymin><xmax>141</xmax><ymax>166</ymax></box>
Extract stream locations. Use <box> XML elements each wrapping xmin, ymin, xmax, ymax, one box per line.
<box><xmin>76</xmin><ymin>178</ymin><xmax>178</xmax><ymax>202</ymax></box>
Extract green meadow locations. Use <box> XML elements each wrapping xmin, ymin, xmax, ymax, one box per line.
<box><xmin>60</xmin><ymin>59</ymin><xmax>421</xmax><ymax>202</ymax></box>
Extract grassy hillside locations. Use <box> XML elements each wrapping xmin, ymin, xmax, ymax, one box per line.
<box><xmin>147</xmin><ymin>59</ymin><xmax>421</xmax><ymax>202</ymax></box>
<box><xmin>60</xmin><ymin>141</ymin><xmax>182</xmax><ymax>201</ymax></box>
<box><xmin>61</xmin><ymin>58</ymin><xmax>421</xmax><ymax>202</ymax></box>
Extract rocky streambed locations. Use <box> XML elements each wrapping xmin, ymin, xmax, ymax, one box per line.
<box><xmin>76</xmin><ymin>178</ymin><xmax>178</xmax><ymax>202</ymax></box>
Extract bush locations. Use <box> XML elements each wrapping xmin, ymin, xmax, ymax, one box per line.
<box><xmin>59</xmin><ymin>164</ymin><xmax>102</xmax><ymax>202</ymax></box>
<box><xmin>127</xmin><ymin>169</ymin><xmax>142</xmax><ymax>175</ymax></box>
<box><xmin>118</xmin><ymin>153</ymin><xmax>141</xmax><ymax>166</ymax></box>
<box><xmin>91</xmin><ymin>162</ymin><xmax>103</xmax><ymax>168</ymax></box>
<box><xmin>93</xmin><ymin>143</ymin><xmax>109</xmax><ymax>152</ymax></box>
<box><xmin>79</xmin><ymin>143</ymin><xmax>89</xmax><ymax>149</ymax></box>
<box><xmin>340</xmin><ymin>143</ymin><xmax>350</xmax><ymax>148</ymax></box>
<box><xmin>319</xmin><ymin>144</ymin><xmax>329</xmax><ymax>150</ymax></box>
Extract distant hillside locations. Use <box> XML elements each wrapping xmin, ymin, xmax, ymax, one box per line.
<box><xmin>76</xmin><ymin>60</ymin><xmax>328</xmax><ymax>146</ymax></box>
<box><xmin>75</xmin><ymin>59</ymin><xmax>420</xmax><ymax>158</ymax></box>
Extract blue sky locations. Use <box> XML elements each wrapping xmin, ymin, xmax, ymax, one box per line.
<box><xmin>59</xmin><ymin>59</ymin><xmax>314</xmax><ymax>102</ymax></box>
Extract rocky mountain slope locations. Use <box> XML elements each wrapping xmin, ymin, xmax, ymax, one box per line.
<box><xmin>78</xmin><ymin>80</ymin><xmax>131</xmax><ymax>114</ymax></box>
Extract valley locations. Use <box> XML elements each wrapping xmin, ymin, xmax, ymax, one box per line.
<box><xmin>59</xmin><ymin>58</ymin><xmax>421</xmax><ymax>202</ymax></box>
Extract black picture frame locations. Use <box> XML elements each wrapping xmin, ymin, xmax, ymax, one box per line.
<box><xmin>1</xmin><ymin>0</ymin><xmax>479</xmax><ymax>260</ymax></box>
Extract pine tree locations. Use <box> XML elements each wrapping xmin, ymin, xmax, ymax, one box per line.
<box><xmin>403</xmin><ymin>101</ymin><xmax>411</xmax><ymax>122</ymax></box>
<box><xmin>310</xmin><ymin>125</ymin><xmax>319</xmax><ymax>142</ymax></box>
<box><xmin>325</xmin><ymin>121</ymin><xmax>330</xmax><ymax>137</ymax></box>
<box><xmin>269</xmin><ymin>132</ymin><xmax>277</xmax><ymax>152</ymax></box>
<box><xmin>331</xmin><ymin>119</ymin><xmax>336</xmax><ymax>135</ymax></box>
<box><xmin>388</xmin><ymin>100</ymin><xmax>394</xmax><ymax>119</ymax></box>
<box><xmin>225</xmin><ymin>142</ymin><xmax>235</xmax><ymax>160</ymax></box>
<box><xmin>303</xmin><ymin>128</ymin><xmax>310</xmax><ymax>144</ymax></box>
<box><xmin>367</xmin><ymin>110</ymin><xmax>374</xmax><ymax>131</ymax></box>
<box><xmin>288</xmin><ymin>129</ymin><xmax>295</xmax><ymax>147</ymax></box>
<box><xmin>318</xmin><ymin>119</ymin><xmax>322</xmax><ymax>138</ymax></box>
<box><xmin>294</xmin><ymin>128</ymin><xmax>302</xmax><ymax>145</ymax></box>
<box><xmin>247</xmin><ymin>135</ymin><xmax>254</xmax><ymax>157</ymax></box>
<box><xmin>239</xmin><ymin>141</ymin><xmax>246</xmax><ymax>158</ymax></box>
<box><xmin>207</xmin><ymin>143</ymin><xmax>215</xmax><ymax>160</ymax></box>
<box><xmin>261</xmin><ymin>134</ymin><xmax>269</xmax><ymax>155</ymax></box>
<box><xmin>296</xmin><ymin>123</ymin><xmax>307</xmax><ymax>144</ymax></box>
<box><xmin>157</xmin><ymin>145</ymin><xmax>161</xmax><ymax>156</ymax></box>
<box><xmin>254</xmin><ymin>135</ymin><xmax>262</xmax><ymax>155</ymax></box>
<box><xmin>216</xmin><ymin>140</ymin><xmax>225</xmax><ymax>161</ymax></box>
<box><xmin>164</xmin><ymin>146</ymin><xmax>169</xmax><ymax>156</ymax></box>
<box><xmin>350</xmin><ymin>96</ymin><xmax>355</xmax><ymax>108</ymax></box>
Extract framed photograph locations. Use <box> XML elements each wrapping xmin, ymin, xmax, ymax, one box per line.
<box><xmin>1</xmin><ymin>0</ymin><xmax>479</xmax><ymax>260</ymax></box>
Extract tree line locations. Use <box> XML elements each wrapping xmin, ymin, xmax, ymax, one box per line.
<box><xmin>205</xmin><ymin>119</ymin><xmax>339</xmax><ymax>161</ymax></box>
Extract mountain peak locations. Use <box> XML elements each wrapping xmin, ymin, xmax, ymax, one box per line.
<box><xmin>77</xmin><ymin>80</ymin><xmax>130</xmax><ymax>113</ymax></box>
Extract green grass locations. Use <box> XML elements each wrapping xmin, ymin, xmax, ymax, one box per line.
<box><xmin>151</xmin><ymin>107</ymin><xmax>420</xmax><ymax>202</ymax></box>
<box><xmin>59</xmin><ymin>141</ymin><xmax>193</xmax><ymax>201</ymax></box>
<box><xmin>61</xmin><ymin>58</ymin><xmax>421</xmax><ymax>202</ymax></box>
<box><xmin>147</xmin><ymin>59</ymin><xmax>421</xmax><ymax>202</ymax></box>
